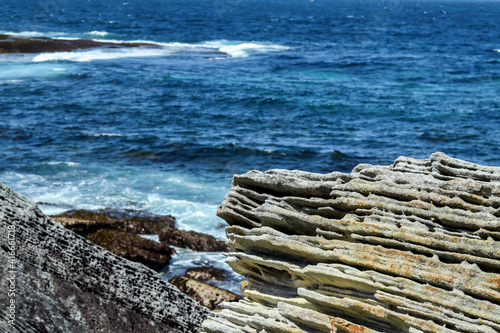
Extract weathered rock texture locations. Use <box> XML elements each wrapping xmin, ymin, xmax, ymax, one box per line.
<box><xmin>85</xmin><ymin>229</ymin><xmax>175</xmax><ymax>271</ymax></box>
<box><xmin>169</xmin><ymin>276</ymin><xmax>242</xmax><ymax>310</ymax></box>
<box><xmin>0</xmin><ymin>182</ymin><xmax>210</xmax><ymax>332</ymax></box>
<box><xmin>202</xmin><ymin>152</ymin><xmax>500</xmax><ymax>333</ymax></box>
<box><xmin>51</xmin><ymin>208</ymin><xmax>176</xmax><ymax>235</ymax></box>
<box><xmin>159</xmin><ymin>227</ymin><xmax>230</xmax><ymax>252</ymax></box>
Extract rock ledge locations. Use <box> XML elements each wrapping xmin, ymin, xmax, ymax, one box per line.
<box><xmin>203</xmin><ymin>152</ymin><xmax>500</xmax><ymax>333</ymax></box>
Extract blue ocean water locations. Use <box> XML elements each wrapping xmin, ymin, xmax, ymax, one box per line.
<box><xmin>1</xmin><ymin>0</ymin><xmax>499</xmax><ymax>288</ymax></box>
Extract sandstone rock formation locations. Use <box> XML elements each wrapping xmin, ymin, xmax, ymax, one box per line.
<box><xmin>202</xmin><ymin>152</ymin><xmax>500</xmax><ymax>333</ymax></box>
<box><xmin>169</xmin><ymin>276</ymin><xmax>241</xmax><ymax>310</ymax></box>
<box><xmin>0</xmin><ymin>182</ymin><xmax>210</xmax><ymax>332</ymax></box>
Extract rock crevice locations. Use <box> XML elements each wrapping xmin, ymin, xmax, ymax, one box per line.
<box><xmin>203</xmin><ymin>153</ymin><xmax>500</xmax><ymax>333</ymax></box>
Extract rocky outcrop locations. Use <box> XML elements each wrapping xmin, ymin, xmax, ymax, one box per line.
<box><xmin>0</xmin><ymin>182</ymin><xmax>210</xmax><ymax>332</ymax></box>
<box><xmin>85</xmin><ymin>229</ymin><xmax>175</xmax><ymax>271</ymax></box>
<box><xmin>0</xmin><ymin>35</ymin><xmax>160</xmax><ymax>54</ymax></box>
<box><xmin>169</xmin><ymin>276</ymin><xmax>241</xmax><ymax>310</ymax></box>
<box><xmin>185</xmin><ymin>266</ymin><xmax>227</xmax><ymax>282</ymax></box>
<box><xmin>51</xmin><ymin>208</ymin><xmax>176</xmax><ymax>235</ymax></box>
<box><xmin>159</xmin><ymin>227</ymin><xmax>230</xmax><ymax>252</ymax></box>
<box><xmin>202</xmin><ymin>152</ymin><xmax>500</xmax><ymax>333</ymax></box>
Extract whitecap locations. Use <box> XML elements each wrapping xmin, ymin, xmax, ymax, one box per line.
<box><xmin>494</xmin><ymin>49</ymin><xmax>500</xmax><ymax>53</ymax></box>
<box><xmin>201</xmin><ymin>40</ymin><xmax>291</xmax><ymax>58</ymax></box>
<box><xmin>46</xmin><ymin>161</ymin><xmax>81</xmax><ymax>167</ymax></box>
<box><xmin>89</xmin><ymin>31</ymin><xmax>109</xmax><ymax>36</ymax></box>
<box><xmin>33</xmin><ymin>47</ymin><xmax>174</xmax><ymax>62</ymax></box>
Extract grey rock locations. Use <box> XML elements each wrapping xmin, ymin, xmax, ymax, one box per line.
<box><xmin>0</xmin><ymin>182</ymin><xmax>210</xmax><ymax>332</ymax></box>
<box><xmin>203</xmin><ymin>152</ymin><xmax>500</xmax><ymax>333</ymax></box>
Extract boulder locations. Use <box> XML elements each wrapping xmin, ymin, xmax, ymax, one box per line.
<box><xmin>169</xmin><ymin>276</ymin><xmax>241</xmax><ymax>310</ymax></box>
<box><xmin>84</xmin><ymin>229</ymin><xmax>175</xmax><ymax>271</ymax></box>
<box><xmin>50</xmin><ymin>208</ymin><xmax>176</xmax><ymax>235</ymax></box>
<box><xmin>202</xmin><ymin>152</ymin><xmax>500</xmax><ymax>333</ymax></box>
<box><xmin>185</xmin><ymin>266</ymin><xmax>227</xmax><ymax>282</ymax></box>
<box><xmin>0</xmin><ymin>182</ymin><xmax>210</xmax><ymax>332</ymax></box>
<box><xmin>159</xmin><ymin>227</ymin><xmax>230</xmax><ymax>252</ymax></box>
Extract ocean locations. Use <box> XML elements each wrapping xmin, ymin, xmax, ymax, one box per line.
<box><xmin>1</xmin><ymin>0</ymin><xmax>499</xmax><ymax>292</ymax></box>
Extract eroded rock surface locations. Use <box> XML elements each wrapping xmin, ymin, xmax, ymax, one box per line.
<box><xmin>0</xmin><ymin>182</ymin><xmax>210</xmax><ymax>332</ymax></box>
<box><xmin>202</xmin><ymin>152</ymin><xmax>500</xmax><ymax>333</ymax></box>
<box><xmin>169</xmin><ymin>276</ymin><xmax>241</xmax><ymax>310</ymax></box>
<box><xmin>51</xmin><ymin>208</ymin><xmax>176</xmax><ymax>235</ymax></box>
<box><xmin>159</xmin><ymin>227</ymin><xmax>230</xmax><ymax>252</ymax></box>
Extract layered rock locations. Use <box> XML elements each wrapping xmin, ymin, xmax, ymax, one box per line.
<box><xmin>159</xmin><ymin>227</ymin><xmax>230</xmax><ymax>252</ymax></box>
<box><xmin>169</xmin><ymin>276</ymin><xmax>241</xmax><ymax>310</ymax></box>
<box><xmin>0</xmin><ymin>182</ymin><xmax>210</xmax><ymax>332</ymax></box>
<box><xmin>202</xmin><ymin>152</ymin><xmax>500</xmax><ymax>333</ymax></box>
<box><xmin>51</xmin><ymin>208</ymin><xmax>176</xmax><ymax>235</ymax></box>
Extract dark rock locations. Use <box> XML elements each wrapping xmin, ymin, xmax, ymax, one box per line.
<box><xmin>51</xmin><ymin>208</ymin><xmax>176</xmax><ymax>235</ymax></box>
<box><xmin>159</xmin><ymin>227</ymin><xmax>230</xmax><ymax>252</ymax></box>
<box><xmin>0</xmin><ymin>181</ymin><xmax>210</xmax><ymax>332</ymax></box>
<box><xmin>84</xmin><ymin>229</ymin><xmax>175</xmax><ymax>271</ymax></box>
<box><xmin>168</xmin><ymin>276</ymin><xmax>241</xmax><ymax>310</ymax></box>
<box><xmin>185</xmin><ymin>266</ymin><xmax>227</xmax><ymax>282</ymax></box>
<box><xmin>0</xmin><ymin>35</ymin><xmax>160</xmax><ymax>54</ymax></box>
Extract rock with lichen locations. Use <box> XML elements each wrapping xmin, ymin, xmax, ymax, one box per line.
<box><xmin>202</xmin><ymin>152</ymin><xmax>500</xmax><ymax>333</ymax></box>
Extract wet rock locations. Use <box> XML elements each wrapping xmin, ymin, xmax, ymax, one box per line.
<box><xmin>51</xmin><ymin>208</ymin><xmax>176</xmax><ymax>235</ymax></box>
<box><xmin>169</xmin><ymin>276</ymin><xmax>241</xmax><ymax>310</ymax></box>
<box><xmin>159</xmin><ymin>227</ymin><xmax>230</xmax><ymax>252</ymax></box>
<box><xmin>203</xmin><ymin>152</ymin><xmax>500</xmax><ymax>333</ymax></box>
<box><xmin>85</xmin><ymin>229</ymin><xmax>175</xmax><ymax>271</ymax></box>
<box><xmin>0</xmin><ymin>35</ymin><xmax>159</xmax><ymax>54</ymax></box>
<box><xmin>0</xmin><ymin>182</ymin><xmax>210</xmax><ymax>332</ymax></box>
<box><xmin>185</xmin><ymin>266</ymin><xmax>227</xmax><ymax>282</ymax></box>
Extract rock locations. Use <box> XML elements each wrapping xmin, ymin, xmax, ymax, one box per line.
<box><xmin>0</xmin><ymin>35</ymin><xmax>160</xmax><ymax>54</ymax></box>
<box><xmin>202</xmin><ymin>152</ymin><xmax>500</xmax><ymax>333</ymax></box>
<box><xmin>0</xmin><ymin>182</ymin><xmax>210</xmax><ymax>332</ymax></box>
<box><xmin>185</xmin><ymin>266</ymin><xmax>227</xmax><ymax>282</ymax></box>
<box><xmin>84</xmin><ymin>229</ymin><xmax>175</xmax><ymax>271</ymax></box>
<box><xmin>169</xmin><ymin>276</ymin><xmax>241</xmax><ymax>310</ymax></box>
<box><xmin>159</xmin><ymin>227</ymin><xmax>230</xmax><ymax>252</ymax></box>
<box><xmin>51</xmin><ymin>208</ymin><xmax>176</xmax><ymax>235</ymax></box>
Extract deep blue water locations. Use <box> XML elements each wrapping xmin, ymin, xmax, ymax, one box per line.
<box><xmin>1</xmin><ymin>0</ymin><xmax>499</xmax><ymax>288</ymax></box>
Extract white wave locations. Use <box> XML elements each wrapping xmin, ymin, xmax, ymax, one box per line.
<box><xmin>200</xmin><ymin>40</ymin><xmax>291</xmax><ymax>58</ymax></box>
<box><xmin>494</xmin><ymin>49</ymin><xmax>500</xmax><ymax>53</ymax></box>
<box><xmin>0</xmin><ymin>31</ymin><xmax>68</xmax><ymax>38</ymax></box>
<box><xmin>46</xmin><ymin>161</ymin><xmax>81</xmax><ymax>167</ymax></box>
<box><xmin>89</xmin><ymin>31</ymin><xmax>109</xmax><ymax>36</ymax></box>
<box><xmin>33</xmin><ymin>47</ymin><xmax>174</xmax><ymax>62</ymax></box>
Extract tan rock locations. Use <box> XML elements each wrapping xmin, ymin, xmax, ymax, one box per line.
<box><xmin>202</xmin><ymin>152</ymin><xmax>500</xmax><ymax>333</ymax></box>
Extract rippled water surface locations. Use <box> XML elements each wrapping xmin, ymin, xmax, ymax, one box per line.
<box><xmin>1</xmin><ymin>0</ymin><xmax>499</xmax><ymax>285</ymax></box>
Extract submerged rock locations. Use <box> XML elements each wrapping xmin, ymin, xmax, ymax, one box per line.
<box><xmin>51</xmin><ymin>208</ymin><xmax>176</xmax><ymax>235</ymax></box>
<box><xmin>169</xmin><ymin>276</ymin><xmax>241</xmax><ymax>310</ymax></box>
<box><xmin>0</xmin><ymin>182</ymin><xmax>210</xmax><ymax>332</ymax></box>
<box><xmin>203</xmin><ymin>152</ymin><xmax>500</xmax><ymax>333</ymax></box>
<box><xmin>85</xmin><ymin>229</ymin><xmax>175</xmax><ymax>271</ymax></box>
<box><xmin>159</xmin><ymin>227</ymin><xmax>230</xmax><ymax>252</ymax></box>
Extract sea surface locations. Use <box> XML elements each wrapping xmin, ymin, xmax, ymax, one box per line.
<box><xmin>1</xmin><ymin>0</ymin><xmax>499</xmax><ymax>292</ymax></box>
